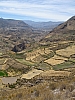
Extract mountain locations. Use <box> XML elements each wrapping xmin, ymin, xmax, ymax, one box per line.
<box><xmin>0</xmin><ymin>18</ymin><xmax>33</xmax><ymax>37</ymax></box>
<box><xmin>24</xmin><ymin>20</ymin><xmax>62</xmax><ymax>31</ymax></box>
<box><xmin>0</xmin><ymin>16</ymin><xmax>75</xmax><ymax>100</ymax></box>
<box><xmin>0</xmin><ymin>18</ymin><xmax>31</xmax><ymax>28</ymax></box>
<box><xmin>0</xmin><ymin>18</ymin><xmax>34</xmax><ymax>51</ymax></box>
<box><xmin>40</xmin><ymin>16</ymin><xmax>75</xmax><ymax>42</ymax></box>
<box><xmin>0</xmin><ymin>18</ymin><xmax>49</xmax><ymax>52</ymax></box>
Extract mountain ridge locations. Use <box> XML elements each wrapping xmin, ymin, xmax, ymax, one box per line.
<box><xmin>41</xmin><ymin>16</ymin><xmax>75</xmax><ymax>42</ymax></box>
<box><xmin>24</xmin><ymin>20</ymin><xmax>62</xmax><ymax>30</ymax></box>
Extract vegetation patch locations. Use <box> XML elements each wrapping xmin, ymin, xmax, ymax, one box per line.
<box><xmin>69</xmin><ymin>57</ymin><xmax>75</xmax><ymax>63</ymax></box>
<box><xmin>53</xmin><ymin>61</ymin><xmax>75</xmax><ymax>70</ymax></box>
<box><xmin>15</xmin><ymin>58</ymin><xmax>35</xmax><ymax>66</ymax></box>
<box><xmin>37</xmin><ymin>62</ymin><xmax>51</xmax><ymax>70</ymax></box>
<box><xmin>0</xmin><ymin>70</ymin><xmax>8</xmax><ymax>76</ymax></box>
<box><xmin>8</xmin><ymin>52</ymin><xmax>25</xmax><ymax>59</ymax></box>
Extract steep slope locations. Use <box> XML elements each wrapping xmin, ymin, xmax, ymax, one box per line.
<box><xmin>0</xmin><ymin>18</ymin><xmax>34</xmax><ymax>52</ymax></box>
<box><xmin>41</xmin><ymin>16</ymin><xmax>75</xmax><ymax>42</ymax></box>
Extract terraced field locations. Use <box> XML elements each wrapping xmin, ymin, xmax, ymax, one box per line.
<box><xmin>44</xmin><ymin>55</ymin><xmax>68</xmax><ymax>65</ymax></box>
<box><xmin>53</xmin><ymin>61</ymin><xmax>75</xmax><ymax>70</ymax></box>
<box><xmin>56</xmin><ymin>45</ymin><xmax>75</xmax><ymax>57</ymax></box>
<box><xmin>0</xmin><ymin>41</ymin><xmax>75</xmax><ymax>89</ymax></box>
<box><xmin>21</xmin><ymin>69</ymin><xmax>43</xmax><ymax>79</ymax></box>
<box><xmin>40</xmin><ymin>70</ymin><xmax>71</xmax><ymax>77</ymax></box>
<box><xmin>15</xmin><ymin>58</ymin><xmax>35</xmax><ymax>66</ymax></box>
<box><xmin>26</xmin><ymin>48</ymin><xmax>52</xmax><ymax>61</ymax></box>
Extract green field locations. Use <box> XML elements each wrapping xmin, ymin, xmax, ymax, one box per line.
<box><xmin>15</xmin><ymin>58</ymin><xmax>35</xmax><ymax>66</ymax></box>
<box><xmin>37</xmin><ymin>62</ymin><xmax>51</xmax><ymax>70</ymax></box>
<box><xmin>53</xmin><ymin>61</ymin><xmax>75</xmax><ymax>70</ymax></box>
<box><xmin>0</xmin><ymin>70</ymin><xmax>8</xmax><ymax>76</ymax></box>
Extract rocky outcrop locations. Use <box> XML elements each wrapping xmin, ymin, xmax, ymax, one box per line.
<box><xmin>12</xmin><ymin>42</ymin><xmax>26</xmax><ymax>52</ymax></box>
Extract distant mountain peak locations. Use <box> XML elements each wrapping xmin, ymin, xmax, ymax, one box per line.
<box><xmin>24</xmin><ymin>20</ymin><xmax>62</xmax><ymax>31</ymax></box>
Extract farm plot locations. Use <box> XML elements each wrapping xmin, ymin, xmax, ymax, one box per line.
<box><xmin>37</xmin><ymin>62</ymin><xmax>52</xmax><ymax>70</ymax></box>
<box><xmin>21</xmin><ymin>69</ymin><xmax>43</xmax><ymax>79</ymax></box>
<box><xmin>44</xmin><ymin>55</ymin><xmax>68</xmax><ymax>65</ymax></box>
<box><xmin>56</xmin><ymin>45</ymin><xmax>75</xmax><ymax>57</ymax></box>
<box><xmin>26</xmin><ymin>48</ymin><xmax>52</xmax><ymax>61</ymax></box>
<box><xmin>31</xmin><ymin>55</ymin><xmax>46</xmax><ymax>63</ymax></box>
<box><xmin>40</xmin><ymin>70</ymin><xmax>70</xmax><ymax>77</ymax></box>
<box><xmin>53</xmin><ymin>61</ymin><xmax>74</xmax><ymax>70</ymax></box>
<box><xmin>58</xmin><ymin>41</ymin><xmax>73</xmax><ymax>44</ymax></box>
<box><xmin>15</xmin><ymin>58</ymin><xmax>35</xmax><ymax>66</ymax></box>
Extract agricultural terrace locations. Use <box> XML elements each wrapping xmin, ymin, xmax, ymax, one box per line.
<box><xmin>56</xmin><ymin>45</ymin><xmax>75</xmax><ymax>57</ymax></box>
<box><xmin>26</xmin><ymin>48</ymin><xmax>52</xmax><ymax>61</ymax></box>
<box><xmin>21</xmin><ymin>69</ymin><xmax>43</xmax><ymax>79</ymax></box>
<box><xmin>40</xmin><ymin>70</ymin><xmax>71</xmax><ymax>77</ymax></box>
<box><xmin>44</xmin><ymin>55</ymin><xmax>68</xmax><ymax>65</ymax></box>
<box><xmin>15</xmin><ymin>59</ymin><xmax>35</xmax><ymax>66</ymax></box>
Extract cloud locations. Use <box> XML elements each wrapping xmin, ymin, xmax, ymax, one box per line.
<box><xmin>0</xmin><ymin>0</ymin><xmax>75</xmax><ymax>21</ymax></box>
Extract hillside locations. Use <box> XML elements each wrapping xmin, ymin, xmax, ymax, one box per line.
<box><xmin>0</xmin><ymin>18</ymin><xmax>48</xmax><ymax>52</ymax></box>
<box><xmin>0</xmin><ymin>18</ymin><xmax>31</xmax><ymax>28</ymax></box>
<box><xmin>40</xmin><ymin>16</ymin><xmax>75</xmax><ymax>42</ymax></box>
<box><xmin>0</xmin><ymin>16</ymin><xmax>75</xmax><ymax>100</ymax></box>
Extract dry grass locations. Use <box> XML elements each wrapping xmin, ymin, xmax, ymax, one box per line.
<box><xmin>31</xmin><ymin>55</ymin><xmax>46</xmax><ymax>63</ymax></box>
<box><xmin>58</xmin><ymin>41</ymin><xmax>73</xmax><ymax>44</ymax></box>
<box><xmin>21</xmin><ymin>69</ymin><xmax>43</xmax><ymax>79</ymax></box>
<box><xmin>0</xmin><ymin>78</ymin><xmax>4</xmax><ymax>88</ymax></box>
<box><xmin>7</xmin><ymin>70</ymin><xmax>21</xmax><ymax>77</ymax></box>
<box><xmin>40</xmin><ymin>70</ymin><xmax>70</xmax><ymax>77</ymax></box>
<box><xmin>0</xmin><ymin>58</ymin><xmax>9</xmax><ymax>70</ymax></box>
<box><xmin>44</xmin><ymin>55</ymin><xmax>68</xmax><ymax>65</ymax></box>
<box><xmin>26</xmin><ymin>48</ymin><xmax>52</xmax><ymax>61</ymax></box>
<box><xmin>56</xmin><ymin>45</ymin><xmax>75</xmax><ymax>57</ymax></box>
<box><xmin>0</xmin><ymin>53</ymin><xmax>2</xmax><ymax>55</ymax></box>
<box><xmin>15</xmin><ymin>59</ymin><xmax>34</xmax><ymax>66</ymax></box>
<box><xmin>0</xmin><ymin>58</ymin><xmax>6</xmax><ymax>65</ymax></box>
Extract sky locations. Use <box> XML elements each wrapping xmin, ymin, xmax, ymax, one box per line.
<box><xmin>0</xmin><ymin>0</ymin><xmax>75</xmax><ymax>22</ymax></box>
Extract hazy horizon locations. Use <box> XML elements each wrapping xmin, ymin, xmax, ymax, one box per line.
<box><xmin>0</xmin><ymin>0</ymin><xmax>75</xmax><ymax>22</ymax></box>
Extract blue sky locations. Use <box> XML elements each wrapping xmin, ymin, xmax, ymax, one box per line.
<box><xmin>0</xmin><ymin>0</ymin><xmax>75</xmax><ymax>22</ymax></box>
